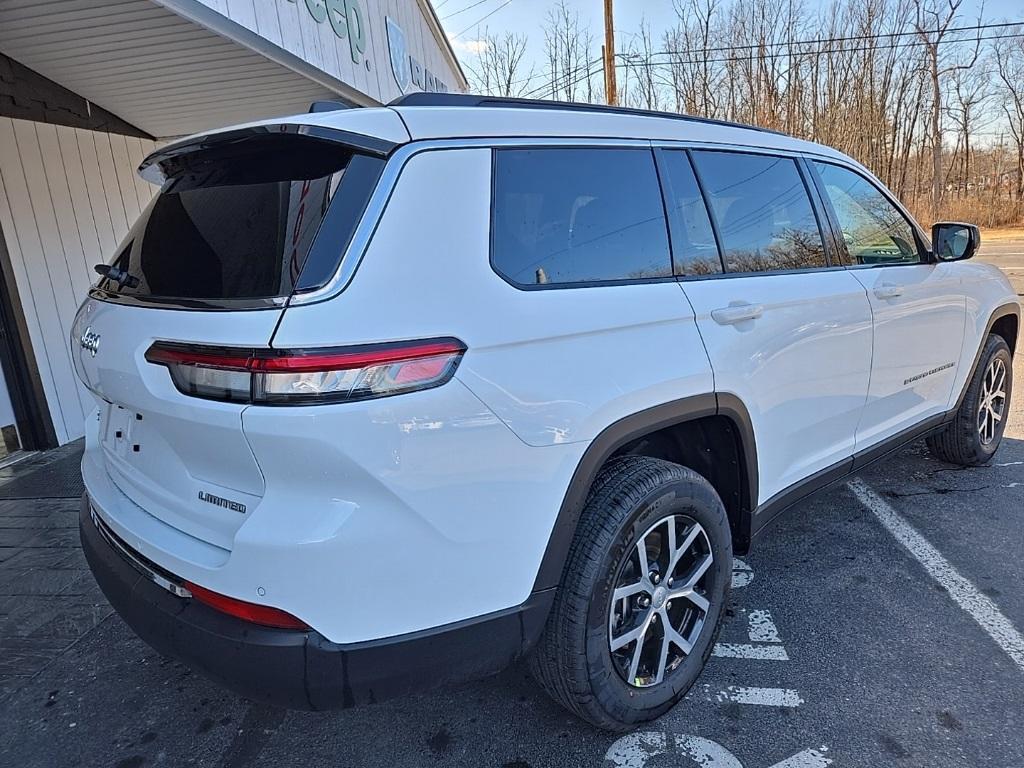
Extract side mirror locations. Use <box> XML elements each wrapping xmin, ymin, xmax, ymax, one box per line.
<box><xmin>932</xmin><ymin>221</ymin><xmax>980</xmax><ymax>262</ymax></box>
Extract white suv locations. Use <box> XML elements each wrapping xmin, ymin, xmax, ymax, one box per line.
<box><xmin>74</xmin><ymin>94</ymin><xmax>1018</xmax><ymax>730</ymax></box>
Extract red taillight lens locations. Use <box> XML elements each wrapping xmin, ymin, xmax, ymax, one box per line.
<box><xmin>184</xmin><ymin>581</ymin><xmax>309</xmax><ymax>630</ymax></box>
<box><xmin>145</xmin><ymin>338</ymin><xmax>466</xmax><ymax>405</ymax></box>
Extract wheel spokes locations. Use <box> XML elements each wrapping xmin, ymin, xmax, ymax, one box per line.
<box><xmin>611</xmin><ymin>614</ymin><xmax>652</xmax><ymax>652</ymax></box>
<box><xmin>609</xmin><ymin>513</ymin><xmax>715</xmax><ymax>688</ymax></box>
<box><xmin>663</xmin><ymin>610</ymin><xmax>695</xmax><ymax>655</ymax></box>
<box><xmin>978</xmin><ymin>357</ymin><xmax>1008</xmax><ymax>446</ymax></box>
<box><xmin>680</xmin><ymin>551</ymin><xmax>714</xmax><ymax>591</ymax></box>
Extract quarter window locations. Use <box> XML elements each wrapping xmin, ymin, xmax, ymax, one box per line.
<box><xmin>812</xmin><ymin>161</ymin><xmax>920</xmax><ymax>265</ymax></box>
<box><xmin>659</xmin><ymin>151</ymin><xmax>722</xmax><ymax>276</ymax></box>
<box><xmin>690</xmin><ymin>151</ymin><xmax>827</xmax><ymax>273</ymax></box>
<box><xmin>491</xmin><ymin>148</ymin><xmax>672</xmax><ymax>286</ymax></box>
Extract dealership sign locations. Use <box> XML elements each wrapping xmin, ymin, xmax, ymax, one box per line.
<box><xmin>386</xmin><ymin>17</ymin><xmax>450</xmax><ymax>94</ymax></box>
<box><xmin>286</xmin><ymin>0</ymin><xmax>366</xmax><ymax>64</ymax></box>
<box><xmin>283</xmin><ymin>1</ymin><xmax>451</xmax><ymax>94</ymax></box>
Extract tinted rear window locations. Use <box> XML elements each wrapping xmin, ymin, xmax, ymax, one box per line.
<box><xmin>98</xmin><ymin>138</ymin><xmax>382</xmax><ymax>303</ymax></box>
<box><xmin>491</xmin><ymin>148</ymin><xmax>672</xmax><ymax>286</ymax></box>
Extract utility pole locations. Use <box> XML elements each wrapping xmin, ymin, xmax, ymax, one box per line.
<box><xmin>603</xmin><ymin>0</ymin><xmax>617</xmax><ymax>105</ymax></box>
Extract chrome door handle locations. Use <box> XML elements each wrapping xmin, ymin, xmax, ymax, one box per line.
<box><xmin>873</xmin><ymin>284</ymin><xmax>904</xmax><ymax>299</ymax></box>
<box><xmin>711</xmin><ymin>303</ymin><xmax>764</xmax><ymax>325</ymax></box>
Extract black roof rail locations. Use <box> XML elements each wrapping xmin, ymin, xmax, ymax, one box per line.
<box><xmin>388</xmin><ymin>92</ymin><xmax>786</xmax><ymax>136</ymax></box>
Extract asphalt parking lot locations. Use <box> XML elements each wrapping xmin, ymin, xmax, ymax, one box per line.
<box><xmin>1</xmin><ymin>244</ymin><xmax>1022</xmax><ymax>768</ymax></box>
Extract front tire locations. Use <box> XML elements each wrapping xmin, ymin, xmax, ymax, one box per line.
<box><xmin>927</xmin><ymin>334</ymin><xmax>1013</xmax><ymax>466</ymax></box>
<box><xmin>530</xmin><ymin>456</ymin><xmax>731</xmax><ymax>731</ymax></box>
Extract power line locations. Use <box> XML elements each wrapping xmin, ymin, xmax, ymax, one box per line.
<box><xmin>651</xmin><ymin>19</ymin><xmax>1023</xmax><ymax>58</ymax></box>
<box><xmin>487</xmin><ymin>18</ymin><xmax>1024</xmax><ymax>107</ymax></box>
<box><xmin>443</xmin><ymin>0</ymin><xmax>494</xmax><ymax>21</ymax></box>
<box><xmin>522</xmin><ymin>57</ymin><xmax>602</xmax><ymax>99</ymax></box>
<box><xmin>452</xmin><ymin>0</ymin><xmax>513</xmax><ymax>39</ymax></box>
<box><xmin>615</xmin><ymin>30</ymin><xmax>1024</xmax><ymax>70</ymax></box>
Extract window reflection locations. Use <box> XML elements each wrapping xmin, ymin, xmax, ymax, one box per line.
<box><xmin>691</xmin><ymin>152</ymin><xmax>827</xmax><ymax>273</ymax></box>
<box><xmin>492</xmin><ymin>149</ymin><xmax>672</xmax><ymax>286</ymax></box>
<box><xmin>660</xmin><ymin>151</ymin><xmax>722</xmax><ymax>276</ymax></box>
<box><xmin>813</xmin><ymin>162</ymin><xmax>919</xmax><ymax>265</ymax></box>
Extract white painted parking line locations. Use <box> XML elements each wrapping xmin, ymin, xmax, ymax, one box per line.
<box><xmin>714</xmin><ymin>686</ymin><xmax>804</xmax><ymax>707</ymax></box>
<box><xmin>848</xmin><ymin>478</ymin><xmax>1024</xmax><ymax>672</ymax></box>
<box><xmin>713</xmin><ymin>643</ymin><xmax>790</xmax><ymax>660</ymax></box>
<box><xmin>748</xmin><ymin>609</ymin><xmax>782</xmax><ymax>642</ymax></box>
<box><xmin>767</xmin><ymin>748</ymin><xmax>832</xmax><ymax>768</ymax></box>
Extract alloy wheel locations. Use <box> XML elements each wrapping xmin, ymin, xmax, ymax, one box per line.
<box><xmin>977</xmin><ymin>357</ymin><xmax>1007</xmax><ymax>446</ymax></box>
<box><xmin>608</xmin><ymin>514</ymin><xmax>714</xmax><ymax>688</ymax></box>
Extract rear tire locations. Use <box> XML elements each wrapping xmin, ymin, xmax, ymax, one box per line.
<box><xmin>530</xmin><ymin>456</ymin><xmax>731</xmax><ymax>731</ymax></box>
<box><xmin>927</xmin><ymin>333</ymin><xmax>1012</xmax><ymax>466</ymax></box>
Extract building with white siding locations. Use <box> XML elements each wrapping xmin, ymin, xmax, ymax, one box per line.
<box><xmin>0</xmin><ymin>0</ymin><xmax>467</xmax><ymax>456</ymax></box>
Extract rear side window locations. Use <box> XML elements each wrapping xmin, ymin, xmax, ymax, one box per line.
<box><xmin>491</xmin><ymin>148</ymin><xmax>672</xmax><ymax>286</ymax></box>
<box><xmin>98</xmin><ymin>136</ymin><xmax>383</xmax><ymax>303</ymax></box>
<box><xmin>811</xmin><ymin>161</ymin><xmax>921</xmax><ymax>265</ymax></box>
<box><xmin>691</xmin><ymin>151</ymin><xmax>827</xmax><ymax>273</ymax></box>
<box><xmin>658</xmin><ymin>151</ymin><xmax>722</xmax><ymax>276</ymax></box>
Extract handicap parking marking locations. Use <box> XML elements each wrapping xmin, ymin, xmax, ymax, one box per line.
<box><xmin>602</xmin><ymin>558</ymin><xmax>833</xmax><ymax>767</ymax></box>
<box><xmin>848</xmin><ymin>477</ymin><xmax>1024</xmax><ymax>671</ymax></box>
<box><xmin>712</xmin><ymin>643</ymin><xmax>789</xmax><ymax>660</ymax></box>
<box><xmin>604</xmin><ymin>732</ymin><xmax>831</xmax><ymax>768</ymax></box>
<box><xmin>747</xmin><ymin>610</ymin><xmax>782</xmax><ymax>642</ymax></box>
<box><xmin>710</xmin><ymin>685</ymin><xmax>804</xmax><ymax>707</ymax></box>
<box><xmin>713</xmin><ymin>608</ymin><xmax>789</xmax><ymax>660</ymax></box>
<box><xmin>731</xmin><ymin>557</ymin><xmax>754</xmax><ymax>589</ymax></box>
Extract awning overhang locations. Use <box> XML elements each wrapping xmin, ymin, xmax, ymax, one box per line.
<box><xmin>0</xmin><ymin>0</ymin><xmax>374</xmax><ymax>139</ymax></box>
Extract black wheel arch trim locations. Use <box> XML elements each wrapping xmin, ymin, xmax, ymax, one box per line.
<box><xmin>533</xmin><ymin>301</ymin><xmax>1019</xmax><ymax>592</ymax></box>
<box><xmin>952</xmin><ymin>301</ymin><xmax>1019</xmax><ymax>413</ymax></box>
<box><xmin>531</xmin><ymin>392</ymin><xmax>759</xmax><ymax>591</ymax></box>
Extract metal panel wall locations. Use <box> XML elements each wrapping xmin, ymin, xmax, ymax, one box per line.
<box><xmin>0</xmin><ymin>118</ymin><xmax>157</xmax><ymax>445</ymax></box>
<box><xmin>185</xmin><ymin>0</ymin><xmax>466</xmax><ymax>104</ymax></box>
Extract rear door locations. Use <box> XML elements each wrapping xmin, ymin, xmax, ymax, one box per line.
<box><xmin>807</xmin><ymin>160</ymin><xmax>966</xmax><ymax>448</ymax></box>
<box><xmin>73</xmin><ymin>130</ymin><xmax>386</xmax><ymax>551</ymax></box>
<box><xmin>662</xmin><ymin>148</ymin><xmax>874</xmax><ymax>505</ymax></box>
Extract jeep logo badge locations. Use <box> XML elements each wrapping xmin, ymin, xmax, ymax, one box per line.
<box><xmin>79</xmin><ymin>326</ymin><xmax>101</xmax><ymax>357</ymax></box>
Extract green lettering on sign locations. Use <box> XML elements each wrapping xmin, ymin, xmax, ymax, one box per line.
<box><xmin>285</xmin><ymin>0</ymin><xmax>366</xmax><ymax>64</ymax></box>
<box><xmin>304</xmin><ymin>0</ymin><xmax>327</xmax><ymax>23</ymax></box>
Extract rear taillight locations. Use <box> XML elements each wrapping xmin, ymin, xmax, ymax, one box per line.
<box><xmin>145</xmin><ymin>338</ymin><xmax>466</xmax><ymax>405</ymax></box>
<box><xmin>184</xmin><ymin>581</ymin><xmax>309</xmax><ymax>630</ymax></box>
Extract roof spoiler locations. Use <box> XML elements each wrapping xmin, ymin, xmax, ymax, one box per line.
<box><xmin>137</xmin><ymin>124</ymin><xmax>397</xmax><ymax>185</ymax></box>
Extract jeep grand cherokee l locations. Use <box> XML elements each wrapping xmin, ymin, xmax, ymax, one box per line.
<box><xmin>74</xmin><ymin>94</ymin><xmax>1019</xmax><ymax>731</ymax></box>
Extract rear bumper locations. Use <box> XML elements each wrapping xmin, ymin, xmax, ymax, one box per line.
<box><xmin>80</xmin><ymin>494</ymin><xmax>554</xmax><ymax>710</ymax></box>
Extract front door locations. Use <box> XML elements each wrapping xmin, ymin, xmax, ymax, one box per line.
<box><xmin>808</xmin><ymin>161</ymin><xmax>966</xmax><ymax>449</ymax></box>
<box><xmin>662</xmin><ymin>149</ymin><xmax>874</xmax><ymax>506</ymax></box>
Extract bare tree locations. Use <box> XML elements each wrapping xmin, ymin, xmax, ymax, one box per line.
<box><xmin>946</xmin><ymin>63</ymin><xmax>990</xmax><ymax>196</ymax></box>
<box><xmin>542</xmin><ymin>0</ymin><xmax>599</xmax><ymax>102</ymax></box>
<box><xmin>913</xmin><ymin>0</ymin><xmax>983</xmax><ymax>216</ymax></box>
<box><xmin>465</xmin><ymin>30</ymin><xmax>536</xmax><ymax>97</ymax></box>
<box><xmin>993</xmin><ymin>30</ymin><xmax>1024</xmax><ymax>200</ymax></box>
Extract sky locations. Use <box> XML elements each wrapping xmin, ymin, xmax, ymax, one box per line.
<box><xmin>433</xmin><ymin>0</ymin><xmax>1022</xmax><ymax>87</ymax></box>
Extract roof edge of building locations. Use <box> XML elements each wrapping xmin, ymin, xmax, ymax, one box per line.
<box><xmin>153</xmin><ymin>0</ymin><xmax>379</xmax><ymax>107</ymax></box>
<box><xmin>415</xmin><ymin>0</ymin><xmax>470</xmax><ymax>92</ymax></box>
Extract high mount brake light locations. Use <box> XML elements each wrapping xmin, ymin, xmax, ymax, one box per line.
<box><xmin>145</xmin><ymin>338</ymin><xmax>467</xmax><ymax>405</ymax></box>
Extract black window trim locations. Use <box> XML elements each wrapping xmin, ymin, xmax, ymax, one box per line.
<box><xmin>804</xmin><ymin>157</ymin><xmax>932</xmax><ymax>269</ymax></box>
<box><xmin>683</xmin><ymin>146</ymin><xmax>835</xmax><ymax>278</ymax></box>
<box><xmin>488</xmin><ymin>145</ymin><xmax>678</xmax><ymax>292</ymax></box>
<box><xmin>653</xmin><ymin>148</ymin><xmax>726</xmax><ymax>278</ymax></box>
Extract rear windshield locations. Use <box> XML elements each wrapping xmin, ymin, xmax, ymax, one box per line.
<box><xmin>97</xmin><ymin>136</ymin><xmax>383</xmax><ymax>304</ymax></box>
